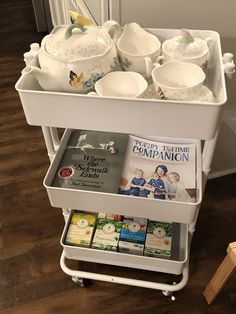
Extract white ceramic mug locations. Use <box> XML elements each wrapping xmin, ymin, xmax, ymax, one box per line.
<box><xmin>151</xmin><ymin>61</ymin><xmax>206</xmax><ymax>101</ymax></box>
<box><xmin>89</xmin><ymin>71</ymin><xmax>148</xmax><ymax>98</ymax></box>
<box><xmin>116</xmin><ymin>23</ymin><xmax>161</xmax><ymax>78</ymax></box>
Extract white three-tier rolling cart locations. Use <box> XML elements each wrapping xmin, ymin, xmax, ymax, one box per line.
<box><xmin>15</xmin><ymin>24</ymin><xmax>235</xmax><ymax>299</ymax></box>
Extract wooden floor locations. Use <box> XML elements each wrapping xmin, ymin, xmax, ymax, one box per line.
<box><xmin>0</xmin><ymin>1</ymin><xmax>236</xmax><ymax>313</ymax></box>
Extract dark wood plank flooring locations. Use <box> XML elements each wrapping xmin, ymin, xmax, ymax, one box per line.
<box><xmin>0</xmin><ymin>1</ymin><xmax>235</xmax><ymax>313</ymax></box>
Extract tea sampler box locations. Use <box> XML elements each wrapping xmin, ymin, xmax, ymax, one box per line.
<box><xmin>118</xmin><ymin>217</ymin><xmax>148</xmax><ymax>255</ymax></box>
<box><xmin>98</xmin><ymin>212</ymin><xmax>124</xmax><ymax>221</ymax></box>
<box><xmin>106</xmin><ymin>212</ymin><xmax>124</xmax><ymax>222</ymax></box>
<box><xmin>64</xmin><ymin>210</ymin><xmax>97</xmax><ymax>248</ymax></box>
<box><xmin>91</xmin><ymin>218</ymin><xmax>123</xmax><ymax>251</ymax></box>
<box><xmin>144</xmin><ymin>221</ymin><xmax>173</xmax><ymax>259</ymax></box>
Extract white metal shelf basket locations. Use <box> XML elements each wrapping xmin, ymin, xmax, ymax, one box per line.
<box><xmin>15</xmin><ymin>28</ymin><xmax>227</xmax><ymax>140</ymax></box>
<box><xmin>61</xmin><ymin>210</ymin><xmax>188</xmax><ymax>275</ymax></box>
<box><xmin>44</xmin><ymin>129</ymin><xmax>202</xmax><ymax>224</ymax></box>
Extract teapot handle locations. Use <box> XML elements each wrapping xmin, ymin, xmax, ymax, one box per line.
<box><xmin>222</xmin><ymin>52</ymin><xmax>235</xmax><ymax>79</ymax></box>
<box><xmin>101</xmin><ymin>20</ymin><xmax>122</xmax><ymax>43</ymax></box>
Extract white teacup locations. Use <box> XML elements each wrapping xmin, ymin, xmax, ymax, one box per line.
<box><xmin>151</xmin><ymin>61</ymin><xmax>206</xmax><ymax>101</ymax></box>
<box><xmin>91</xmin><ymin>71</ymin><xmax>148</xmax><ymax>98</ymax></box>
<box><xmin>116</xmin><ymin>23</ymin><xmax>161</xmax><ymax>78</ymax></box>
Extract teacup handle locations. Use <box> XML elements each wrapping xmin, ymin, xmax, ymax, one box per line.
<box><xmin>145</xmin><ymin>56</ymin><xmax>164</xmax><ymax>78</ymax></box>
<box><xmin>205</xmin><ymin>37</ymin><xmax>213</xmax><ymax>49</ymax></box>
<box><xmin>101</xmin><ymin>20</ymin><xmax>122</xmax><ymax>43</ymax></box>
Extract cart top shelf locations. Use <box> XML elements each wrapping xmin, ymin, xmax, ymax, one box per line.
<box><xmin>15</xmin><ymin>28</ymin><xmax>227</xmax><ymax>140</ymax></box>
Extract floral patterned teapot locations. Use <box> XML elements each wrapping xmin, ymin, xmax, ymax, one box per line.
<box><xmin>22</xmin><ymin>12</ymin><xmax>121</xmax><ymax>93</ymax></box>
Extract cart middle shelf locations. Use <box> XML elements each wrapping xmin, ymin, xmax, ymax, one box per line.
<box><xmin>44</xmin><ymin>129</ymin><xmax>202</xmax><ymax>224</ymax></box>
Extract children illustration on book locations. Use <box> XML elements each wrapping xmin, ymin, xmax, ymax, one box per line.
<box><xmin>129</xmin><ymin>168</ymin><xmax>146</xmax><ymax>196</ymax></box>
<box><xmin>167</xmin><ymin>172</ymin><xmax>192</xmax><ymax>202</ymax></box>
<box><xmin>119</xmin><ymin>168</ymin><xmax>146</xmax><ymax>196</ymax></box>
<box><xmin>139</xmin><ymin>165</ymin><xmax>170</xmax><ymax>200</ymax></box>
<box><xmin>119</xmin><ymin>165</ymin><xmax>192</xmax><ymax>202</ymax></box>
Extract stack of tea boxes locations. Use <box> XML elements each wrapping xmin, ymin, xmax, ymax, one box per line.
<box><xmin>63</xmin><ymin>210</ymin><xmax>173</xmax><ymax>259</ymax></box>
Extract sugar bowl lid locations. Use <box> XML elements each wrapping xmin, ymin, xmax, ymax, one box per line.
<box><xmin>163</xmin><ymin>29</ymin><xmax>209</xmax><ymax>58</ymax></box>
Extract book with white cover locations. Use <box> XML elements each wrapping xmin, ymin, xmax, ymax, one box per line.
<box><xmin>119</xmin><ymin>134</ymin><xmax>196</xmax><ymax>203</ymax></box>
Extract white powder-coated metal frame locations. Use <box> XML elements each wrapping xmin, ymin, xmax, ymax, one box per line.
<box><xmin>15</xmin><ymin>25</ymin><xmax>235</xmax><ymax>296</ymax></box>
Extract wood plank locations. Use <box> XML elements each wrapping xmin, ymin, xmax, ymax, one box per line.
<box><xmin>203</xmin><ymin>254</ymin><xmax>235</xmax><ymax>304</ymax></box>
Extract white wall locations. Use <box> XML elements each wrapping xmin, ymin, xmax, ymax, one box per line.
<box><xmin>83</xmin><ymin>0</ymin><xmax>104</xmax><ymax>24</ymax></box>
<box><xmin>119</xmin><ymin>0</ymin><xmax>236</xmax><ymax>38</ymax></box>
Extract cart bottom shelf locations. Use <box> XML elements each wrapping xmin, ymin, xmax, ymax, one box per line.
<box><xmin>61</xmin><ymin>223</ymin><xmax>188</xmax><ymax>275</ymax></box>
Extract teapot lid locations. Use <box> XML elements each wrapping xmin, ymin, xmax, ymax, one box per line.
<box><xmin>163</xmin><ymin>29</ymin><xmax>208</xmax><ymax>58</ymax></box>
<box><xmin>44</xmin><ymin>25</ymin><xmax>112</xmax><ymax>61</ymax></box>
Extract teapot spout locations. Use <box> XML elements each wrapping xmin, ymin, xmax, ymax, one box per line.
<box><xmin>21</xmin><ymin>65</ymin><xmax>59</xmax><ymax>91</ymax></box>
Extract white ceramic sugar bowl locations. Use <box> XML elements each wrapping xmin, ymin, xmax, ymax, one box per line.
<box><xmin>159</xmin><ymin>29</ymin><xmax>212</xmax><ymax>69</ymax></box>
<box><xmin>21</xmin><ymin>21</ymin><xmax>121</xmax><ymax>93</ymax></box>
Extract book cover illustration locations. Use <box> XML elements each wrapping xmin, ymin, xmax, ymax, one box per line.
<box><xmin>119</xmin><ymin>135</ymin><xmax>196</xmax><ymax>203</ymax></box>
<box><xmin>144</xmin><ymin>221</ymin><xmax>173</xmax><ymax>259</ymax></box>
<box><xmin>91</xmin><ymin>218</ymin><xmax>123</xmax><ymax>251</ymax></box>
<box><xmin>53</xmin><ymin>130</ymin><xmax>129</xmax><ymax>193</ymax></box>
<box><xmin>63</xmin><ymin>210</ymin><xmax>98</xmax><ymax>248</ymax></box>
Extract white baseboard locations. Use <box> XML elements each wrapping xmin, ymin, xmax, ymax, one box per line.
<box><xmin>208</xmin><ymin>168</ymin><xmax>236</xmax><ymax>179</ymax></box>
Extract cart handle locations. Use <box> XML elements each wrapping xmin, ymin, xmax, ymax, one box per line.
<box><xmin>223</xmin><ymin>53</ymin><xmax>235</xmax><ymax>79</ymax></box>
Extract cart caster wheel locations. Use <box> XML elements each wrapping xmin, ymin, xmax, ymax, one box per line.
<box><xmin>71</xmin><ymin>276</ymin><xmax>86</xmax><ymax>288</ymax></box>
<box><xmin>162</xmin><ymin>281</ymin><xmax>176</xmax><ymax>301</ymax></box>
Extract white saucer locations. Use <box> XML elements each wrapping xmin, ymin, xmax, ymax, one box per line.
<box><xmin>143</xmin><ymin>84</ymin><xmax>215</xmax><ymax>103</ymax></box>
<box><xmin>143</xmin><ymin>83</ymin><xmax>161</xmax><ymax>99</ymax></box>
<box><xmin>189</xmin><ymin>86</ymin><xmax>216</xmax><ymax>103</ymax></box>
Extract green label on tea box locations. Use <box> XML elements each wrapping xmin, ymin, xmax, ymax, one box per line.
<box><xmin>92</xmin><ymin>218</ymin><xmax>122</xmax><ymax>251</ymax></box>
